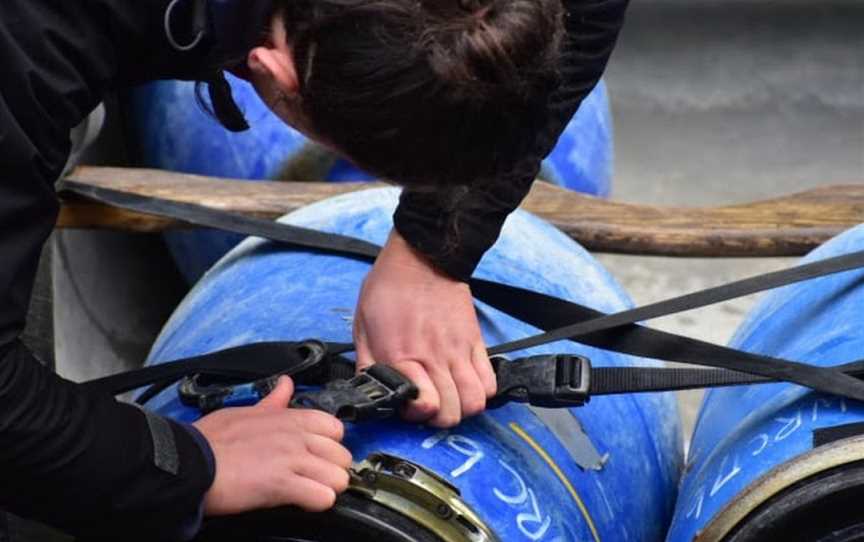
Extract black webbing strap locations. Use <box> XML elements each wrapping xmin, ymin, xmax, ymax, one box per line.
<box><xmin>472</xmin><ymin>281</ymin><xmax>864</xmax><ymax>401</ymax></box>
<box><xmin>83</xmin><ymin>341</ymin><xmax>353</xmax><ymax>396</ymax></box>
<box><xmin>59</xmin><ymin>180</ymin><xmax>864</xmax><ymax>401</ymax></box>
<box><xmin>486</xmin><ymin>250</ymin><xmax>864</xmax><ymax>355</ymax></box>
<box><xmin>61</xmin><ymin>180</ymin><xmax>381</xmax><ymax>259</ymax></box>
<box><xmin>591</xmin><ymin>359</ymin><xmax>864</xmax><ymax>396</ymax></box>
<box><xmin>592</xmin><ymin>366</ymin><xmax>771</xmax><ymax>394</ymax></box>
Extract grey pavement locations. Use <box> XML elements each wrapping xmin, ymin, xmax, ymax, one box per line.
<box><xmin>600</xmin><ymin>0</ymin><xmax>864</xmax><ymax>449</ymax></box>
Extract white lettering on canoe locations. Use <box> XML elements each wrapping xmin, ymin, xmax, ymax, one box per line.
<box><xmin>774</xmin><ymin>410</ymin><xmax>802</xmax><ymax>442</ymax></box>
<box><xmin>710</xmin><ymin>454</ymin><xmax>741</xmax><ymax>497</ymax></box>
<box><xmin>517</xmin><ymin>488</ymin><xmax>552</xmax><ymax>541</ymax></box>
<box><xmin>494</xmin><ymin>460</ymin><xmax>529</xmax><ymax>505</ymax></box>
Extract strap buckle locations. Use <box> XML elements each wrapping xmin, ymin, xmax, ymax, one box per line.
<box><xmin>290</xmin><ymin>365</ymin><xmax>419</xmax><ymax>422</ymax></box>
<box><xmin>490</xmin><ymin>354</ymin><xmax>591</xmax><ymax>408</ymax></box>
<box><xmin>178</xmin><ymin>340</ymin><xmax>328</xmax><ymax>413</ymax></box>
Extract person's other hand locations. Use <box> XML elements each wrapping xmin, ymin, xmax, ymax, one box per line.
<box><xmin>353</xmin><ymin>230</ymin><xmax>497</xmax><ymax>428</ymax></box>
<box><xmin>193</xmin><ymin>376</ymin><xmax>352</xmax><ymax>515</ymax></box>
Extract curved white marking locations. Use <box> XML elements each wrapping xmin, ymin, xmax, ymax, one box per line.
<box><xmin>686</xmin><ymin>487</ymin><xmax>705</xmax><ymax>520</ymax></box>
<box><xmin>750</xmin><ymin>434</ymin><xmax>769</xmax><ymax>456</ymax></box>
<box><xmin>493</xmin><ymin>460</ymin><xmax>529</xmax><ymax>505</ymax></box>
<box><xmin>710</xmin><ymin>454</ymin><xmax>741</xmax><ymax>497</ymax></box>
<box><xmin>446</xmin><ymin>434</ymin><xmax>485</xmax><ymax>478</ymax></box>
<box><xmin>422</xmin><ymin>431</ymin><xmax>448</xmax><ymax>450</ymax></box>
<box><xmin>516</xmin><ymin>489</ymin><xmax>552</xmax><ymax>541</ymax></box>
<box><xmin>774</xmin><ymin>410</ymin><xmax>802</xmax><ymax>442</ymax></box>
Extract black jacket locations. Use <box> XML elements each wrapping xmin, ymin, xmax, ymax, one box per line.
<box><xmin>0</xmin><ymin>0</ymin><xmax>628</xmax><ymax>538</ymax></box>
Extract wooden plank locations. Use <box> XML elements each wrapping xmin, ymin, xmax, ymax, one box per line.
<box><xmin>57</xmin><ymin>166</ymin><xmax>864</xmax><ymax>257</ymax></box>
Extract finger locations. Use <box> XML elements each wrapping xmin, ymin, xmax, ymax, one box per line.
<box><xmin>295</xmin><ymin>456</ymin><xmax>351</xmax><ymax>494</ymax></box>
<box><xmin>282</xmin><ymin>476</ymin><xmax>338</xmax><ymax>512</ymax></box>
<box><xmin>426</xmin><ymin>364</ymin><xmax>462</xmax><ymax>428</ymax></box>
<box><xmin>306</xmin><ymin>433</ymin><xmax>354</xmax><ymax>470</ymax></box>
<box><xmin>472</xmin><ymin>343</ymin><xmax>497</xmax><ymax>398</ymax></box>
<box><xmin>292</xmin><ymin>410</ymin><xmax>345</xmax><ymax>441</ymax></box>
<box><xmin>450</xmin><ymin>356</ymin><xmax>487</xmax><ymax>419</ymax></box>
<box><xmin>353</xmin><ymin>323</ymin><xmax>375</xmax><ymax>373</ymax></box>
<box><xmin>258</xmin><ymin>376</ymin><xmax>295</xmax><ymax>409</ymax></box>
<box><xmin>396</xmin><ymin>360</ymin><xmax>441</xmax><ymax>423</ymax></box>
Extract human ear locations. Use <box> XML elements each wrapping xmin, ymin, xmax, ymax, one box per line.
<box><xmin>247</xmin><ymin>46</ymin><xmax>299</xmax><ymax>95</ymax></box>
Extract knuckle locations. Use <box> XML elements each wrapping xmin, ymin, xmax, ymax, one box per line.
<box><xmin>304</xmin><ymin>410</ymin><xmax>343</xmax><ymax>435</ymax></box>
<box><xmin>273</xmin><ymin>472</ymin><xmax>297</xmax><ymax>494</ymax></box>
<box><xmin>333</xmin><ymin>469</ymin><xmax>350</xmax><ymax>493</ymax></box>
<box><xmin>411</xmin><ymin>399</ymin><xmax>439</xmax><ymax>417</ymax></box>
<box><xmin>462</xmin><ymin>395</ymin><xmax>486</xmax><ymax>418</ymax></box>
<box><xmin>486</xmin><ymin>380</ymin><xmax>498</xmax><ymax>397</ymax></box>
<box><xmin>295</xmin><ymin>410</ymin><xmax>320</xmax><ymax>428</ymax></box>
<box><xmin>434</xmin><ymin>413</ymin><xmax>461</xmax><ymax>428</ymax></box>
<box><xmin>339</xmin><ymin>446</ymin><xmax>354</xmax><ymax>469</ymax></box>
<box><xmin>303</xmin><ymin>488</ymin><xmax>337</xmax><ymax>512</ymax></box>
<box><xmin>330</xmin><ymin>418</ymin><xmax>345</xmax><ymax>440</ymax></box>
<box><xmin>301</xmin><ymin>434</ymin><xmax>318</xmax><ymax>454</ymax></box>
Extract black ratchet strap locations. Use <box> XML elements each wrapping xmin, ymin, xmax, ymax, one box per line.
<box><xmin>291</xmin><ymin>364</ymin><xmax>419</xmax><ymax>422</ymax></box>
<box><xmin>492</xmin><ymin>354</ymin><xmax>864</xmax><ymax>409</ymax></box>
<box><xmin>84</xmin><ymin>340</ymin><xmax>354</xmax><ymax>396</ymax></box>
<box><xmin>59</xmin><ymin>180</ymin><xmax>864</xmax><ymax>402</ymax></box>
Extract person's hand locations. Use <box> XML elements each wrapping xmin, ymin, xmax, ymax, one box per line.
<box><xmin>193</xmin><ymin>376</ymin><xmax>352</xmax><ymax>515</ymax></box>
<box><xmin>353</xmin><ymin>230</ymin><xmax>497</xmax><ymax>428</ymax></box>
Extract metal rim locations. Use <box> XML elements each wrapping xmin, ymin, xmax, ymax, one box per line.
<box><xmin>696</xmin><ymin>434</ymin><xmax>864</xmax><ymax>541</ymax></box>
<box><xmin>192</xmin><ymin>453</ymin><xmax>497</xmax><ymax>542</ymax></box>
<box><xmin>192</xmin><ymin>493</ymin><xmax>443</xmax><ymax>542</ymax></box>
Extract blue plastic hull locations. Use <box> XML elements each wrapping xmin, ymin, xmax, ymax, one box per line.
<box><xmin>145</xmin><ymin>188</ymin><xmax>680</xmax><ymax>541</ymax></box>
<box><xmin>668</xmin><ymin>224</ymin><xmax>864</xmax><ymax>541</ymax></box>
<box><xmin>124</xmin><ymin>76</ymin><xmax>614</xmax><ymax>283</ymax></box>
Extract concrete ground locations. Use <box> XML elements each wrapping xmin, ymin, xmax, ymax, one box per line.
<box><xmin>598</xmin><ymin>0</ymin><xmax>864</xmax><ymax>447</ymax></box>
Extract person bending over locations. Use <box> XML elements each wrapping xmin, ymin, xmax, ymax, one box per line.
<box><xmin>0</xmin><ymin>0</ymin><xmax>628</xmax><ymax>538</ymax></box>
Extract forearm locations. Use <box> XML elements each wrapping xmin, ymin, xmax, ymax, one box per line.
<box><xmin>393</xmin><ymin>158</ymin><xmax>539</xmax><ymax>282</ymax></box>
<box><xmin>394</xmin><ymin>0</ymin><xmax>630</xmax><ymax>281</ymax></box>
<box><xmin>0</xmin><ymin>340</ymin><xmax>214</xmax><ymax>539</ymax></box>
<box><xmin>0</xmin><ymin>106</ymin><xmax>213</xmax><ymax>540</ymax></box>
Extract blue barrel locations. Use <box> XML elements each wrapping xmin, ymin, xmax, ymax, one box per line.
<box><xmin>125</xmin><ymin>76</ymin><xmax>614</xmax><ymax>283</ymax></box>
<box><xmin>144</xmin><ymin>188</ymin><xmax>680</xmax><ymax>541</ymax></box>
<box><xmin>668</xmin><ymin>224</ymin><xmax>864</xmax><ymax>542</ymax></box>
<box><xmin>541</xmin><ymin>80</ymin><xmax>613</xmax><ymax>198</ymax></box>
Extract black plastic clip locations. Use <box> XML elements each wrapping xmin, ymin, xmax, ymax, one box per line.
<box><xmin>179</xmin><ymin>340</ymin><xmax>329</xmax><ymax>413</ymax></box>
<box><xmin>490</xmin><ymin>354</ymin><xmax>591</xmax><ymax>408</ymax></box>
<box><xmin>290</xmin><ymin>365</ymin><xmax>419</xmax><ymax>422</ymax></box>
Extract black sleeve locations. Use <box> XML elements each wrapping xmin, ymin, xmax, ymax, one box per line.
<box><xmin>0</xmin><ymin>82</ymin><xmax>212</xmax><ymax>541</ymax></box>
<box><xmin>394</xmin><ymin>0</ymin><xmax>631</xmax><ymax>282</ymax></box>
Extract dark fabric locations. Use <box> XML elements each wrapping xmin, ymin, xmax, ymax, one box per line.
<box><xmin>394</xmin><ymin>0</ymin><xmax>631</xmax><ymax>281</ymax></box>
<box><xmin>0</xmin><ymin>0</ymin><xmax>218</xmax><ymax>538</ymax></box>
<box><xmin>0</xmin><ymin>514</ymin><xmax>72</xmax><ymax>542</ymax></box>
<box><xmin>0</xmin><ymin>343</ymin><xmax>214</xmax><ymax>539</ymax></box>
<box><xmin>20</xmin><ymin>238</ymin><xmax>54</xmax><ymax>371</ymax></box>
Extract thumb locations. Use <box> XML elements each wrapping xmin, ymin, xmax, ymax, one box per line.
<box><xmin>258</xmin><ymin>376</ymin><xmax>295</xmax><ymax>408</ymax></box>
